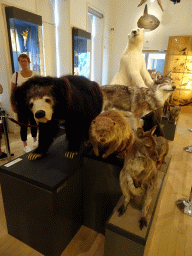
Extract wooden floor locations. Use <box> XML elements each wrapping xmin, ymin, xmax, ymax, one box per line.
<box><xmin>0</xmin><ymin>106</ymin><xmax>192</xmax><ymax>255</ymax></box>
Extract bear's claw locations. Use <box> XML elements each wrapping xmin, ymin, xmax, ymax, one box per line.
<box><xmin>28</xmin><ymin>153</ymin><xmax>43</xmax><ymax>160</ymax></box>
<box><xmin>65</xmin><ymin>151</ymin><xmax>78</xmax><ymax>159</ymax></box>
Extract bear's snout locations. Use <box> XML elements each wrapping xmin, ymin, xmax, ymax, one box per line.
<box><xmin>132</xmin><ymin>30</ymin><xmax>137</xmax><ymax>35</ymax></box>
<box><xmin>35</xmin><ymin>110</ymin><xmax>46</xmax><ymax>119</ymax></box>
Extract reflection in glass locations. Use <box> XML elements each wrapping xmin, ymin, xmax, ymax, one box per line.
<box><xmin>8</xmin><ymin>18</ymin><xmax>43</xmax><ymax>74</ymax></box>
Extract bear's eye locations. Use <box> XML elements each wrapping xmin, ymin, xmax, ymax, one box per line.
<box><xmin>45</xmin><ymin>98</ymin><xmax>51</xmax><ymax>103</ymax></box>
<box><xmin>29</xmin><ymin>103</ymin><xmax>33</xmax><ymax>109</ymax></box>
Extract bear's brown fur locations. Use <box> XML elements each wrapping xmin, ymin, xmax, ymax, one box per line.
<box><xmin>89</xmin><ymin>109</ymin><xmax>134</xmax><ymax>159</ymax></box>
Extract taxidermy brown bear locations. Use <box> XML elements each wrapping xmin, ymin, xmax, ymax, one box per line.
<box><xmin>11</xmin><ymin>75</ymin><xmax>103</xmax><ymax>160</ymax></box>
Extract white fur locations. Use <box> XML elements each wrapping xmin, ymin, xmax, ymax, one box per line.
<box><xmin>111</xmin><ymin>28</ymin><xmax>154</xmax><ymax>88</ymax></box>
<box><xmin>29</xmin><ymin>96</ymin><xmax>54</xmax><ymax>123</ymax></box>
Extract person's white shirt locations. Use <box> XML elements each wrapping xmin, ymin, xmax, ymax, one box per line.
<box><xmin>11</xmin><ymin>71</ymin><xmax>39</xmax><ymax>86</ymax></box>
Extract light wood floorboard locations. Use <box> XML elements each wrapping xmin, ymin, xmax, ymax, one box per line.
<box><xmin>0</xmin><ymin>106</ymin><xmax>192</xmax><ymax>255</ymax></box>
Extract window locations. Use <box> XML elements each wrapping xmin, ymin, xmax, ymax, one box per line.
<box><xmin>88</xmin><ymin>7</ymin><xmax>104</xmax><ymax>85</ymax></box>
<box><xmin>143</xmin><ymin>51</ymin><xmax>166</xmax><ymax>74</ymax></box>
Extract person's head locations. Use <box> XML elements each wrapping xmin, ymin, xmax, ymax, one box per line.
<box><xmin>18</xmin><ymin>54</ymin><xmax>30</xmax><ymax>69</ymax></box>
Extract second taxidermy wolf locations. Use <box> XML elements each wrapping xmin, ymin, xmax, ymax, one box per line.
<box><xmin>118</xmin><ymin>126</ymin><xmax>159</xmax><ymax>230</ymax></box>
<box><xmin>101</xmin><ymin>72</ymin><xmax>176</xmax><ymax>129</ymax></box>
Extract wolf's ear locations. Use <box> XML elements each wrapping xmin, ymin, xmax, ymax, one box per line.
<box><xmin>165</xmin><ymin>71</ymin><xmax>173</xmax><ymax>79</ymax></box>
<box><xmin>150</xmin><ymin>125</ymin><xmax>157</xmax><ymax>136</ymax></box>
<box><xmin>136</xmin><ymin>127</ymin><xmax>144</xmax><ymax>138</ymax></box>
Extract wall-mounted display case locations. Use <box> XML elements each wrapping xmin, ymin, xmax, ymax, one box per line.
<box><xmin>5</xmin><ymin>6</ymin><xmax>44</xmax><ymax>75</ymax></box>
<box><xmin>72</xmin><ymin>28</ymin><xmax>91</xmax><ymax>79</ymax></box>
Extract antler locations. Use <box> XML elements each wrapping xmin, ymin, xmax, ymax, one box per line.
<box><xmin>137</xmin><ymin>0</ymin><xmax>164</xmax><ymax>11</ymax></box>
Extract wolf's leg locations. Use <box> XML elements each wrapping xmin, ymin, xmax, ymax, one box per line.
<box><xmin>140</xmin><ymin>66</ymin><xmax>154</xmax><ymax>87</ymax></box>
<box><xmin>118</xmin><ymin>169</ymin><xmax>131</xmax><ymax>215</ymax></box>
<box><xmin>139</xmin><ymin>174</ymin><xmax>157</xmax><ymax>229</ymax></box>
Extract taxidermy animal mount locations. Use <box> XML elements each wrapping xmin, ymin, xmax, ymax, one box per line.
<box><xmin>137</xmin><ymin>0</ymin><xmax>164</xmax><ymax>11</ymax></box>
<box><xmin>137</xmin><ymin>5</ymin><xmax>160</xmax><ymax>31</ymax></box>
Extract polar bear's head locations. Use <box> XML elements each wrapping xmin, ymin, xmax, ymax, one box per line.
<box><xmin>128</xmin><ymin>28</ymin><xmax>145</xmax><ymax>46</ymax></box>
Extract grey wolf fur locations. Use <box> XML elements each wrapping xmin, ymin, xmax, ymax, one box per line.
<box><xmin>118</xmin><ymin>126</ymin><xmax>159</xmax><ymax>230</ymax></box>
<box><xmin>102</xmin><ymin>74</ymin><xmax>176</xmax><ymax>129</ymax></box>
<box><xmin>110</xmin><ymin>28</ymin><xmax>154</xmax><ymax>88</ymax></box>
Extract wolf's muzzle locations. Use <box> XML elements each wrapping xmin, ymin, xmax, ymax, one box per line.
<box><xmin>35</xmin><ymin>110</ymin><xmax>45</xmax><ymax>119</ymax></box>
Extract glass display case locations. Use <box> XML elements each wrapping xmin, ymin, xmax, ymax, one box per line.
<box><xmin>72</xmin><ymin>28</ymin><xmax>91</xmax><ymax>79</ymax></box>
<box><xmin>5</xmin><ymin>6</ymin><xmax>44</xmax><ymax>75</ymax></box>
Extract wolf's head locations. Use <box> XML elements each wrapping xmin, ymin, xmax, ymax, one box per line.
<box><xmin>156</xmin><ymin>72</ymin><xmax>176</xmax><ymax>101</ymax></box>
<box><xmin>128</xmin><ymin>28</ymin><xmax>145</xmax><ymax>45</ymax></box>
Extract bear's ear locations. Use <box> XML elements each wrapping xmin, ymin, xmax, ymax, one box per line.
<box><xmin>52</xmin><ymin>77</ymin><xmax>73</xmax><ymax>109</ymax></box>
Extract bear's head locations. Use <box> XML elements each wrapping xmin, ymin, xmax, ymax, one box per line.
<box><xmin>128</xmin><ymin>28</ymin><xmax>145</xmax><ymax>46</ymax></box>
<box><xmin>13</xmin><ymin>76</ymin><xmax>73</xmax><ymax>124</ymax></box>
<box><xmin>27</xmin><ymin>86</ymin><xmax>55</xmax><ymax>123</ymax></box>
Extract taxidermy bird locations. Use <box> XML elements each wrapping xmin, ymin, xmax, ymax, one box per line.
<box><xmin>137</xmin><ymin>0</ymin><xmax>164</xmax><ymax>11</ymax></box>
<box><xmin>137</xmin><ymin>5</ymin><xmax>160</xmax><ymax>31</ymax></box>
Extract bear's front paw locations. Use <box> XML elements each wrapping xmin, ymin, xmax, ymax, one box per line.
<box><xmin>28</xmin><ymin>152</ymin><xmax>44</xmax><ymax>160</ymax></box>
<box><xmin>65</xmin><ymin>151</ymin><xmax>78</xmax><ymax>159</ymax></box>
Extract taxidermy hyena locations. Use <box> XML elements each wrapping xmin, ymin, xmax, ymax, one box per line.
<box><xmin>118</xmin><ymin>126</ymin><xmax>159</xmax><ymax>230</ymax></box>
<box><xmin>89</xmin><ymin>109</ymin><xmax>134</xmax><ymax>159</ymax></box>
<box><xmin>110</xmin><ymin>28</ymin><xmax>154</xmax><ymax>88</ymax></box>
<box><xmin>102</xmin><ymin>71</ymin><xmax>176</xmax><ymax>130</ymax></box>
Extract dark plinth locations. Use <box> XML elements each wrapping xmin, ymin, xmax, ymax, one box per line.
<box><xmin>82</xmin><ymin>147</ymin><xmax>123</xmax><ymax>234</ymax></box>
<box><xmin>0</xmin><ymin>135</ymin><xmax>83</xmax><ymax>256</ymax></box>
<box><xmin>161</xmin><ymin>117</ymin><xmax>176</xmax><ymax>141</ymax></box>
<box><xmin>104</xmin><ymin>155</ymin><xmax>172</xmax><ymax>256</ymax></box>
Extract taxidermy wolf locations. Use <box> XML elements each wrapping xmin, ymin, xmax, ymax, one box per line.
<box><xmin>101</xmin><ymin>72</ymin><xmax>176</xmax><ymax>129</ymax></box>
<box><xmin>118</xmin><ymin>126</ymin><xmax>159</xmax><ymax>230</ymax></box>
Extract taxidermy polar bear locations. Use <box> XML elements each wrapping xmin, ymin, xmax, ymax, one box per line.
<box><xmin>110</xmin><ymin>28</ymin><xmax>154</xmax><ymax>88</ymax></box>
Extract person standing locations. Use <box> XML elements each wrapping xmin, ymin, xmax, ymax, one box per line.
<box><xmin>11</xmin><ymin>54</ymin><xmax>39</xmax><ymax>153</ymax></box>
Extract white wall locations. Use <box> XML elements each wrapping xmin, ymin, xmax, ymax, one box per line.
<box><xmin>109</xmin><ymin>0</ymin><xmax>192</xmax><ymax>83</ymax></box>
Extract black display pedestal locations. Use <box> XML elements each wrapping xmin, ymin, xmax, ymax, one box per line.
<box><xmin>82</xmin><ymin>149</ymin><xmax>123</xmax><ymax>234</ymax></box>
<box><xmin>161</xmin><ymin>117</ymin><xmax>176</xmax><ymax>141</ymax></box>
<box><xmin>0</xmin><ymin>136</ymin><xmax>124</xmax><ymax>255</ymax></box>
<box><xmin>0</xmin><ymin>135</ymin><xmax>83</xmax><ymax>256</ymax></box>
